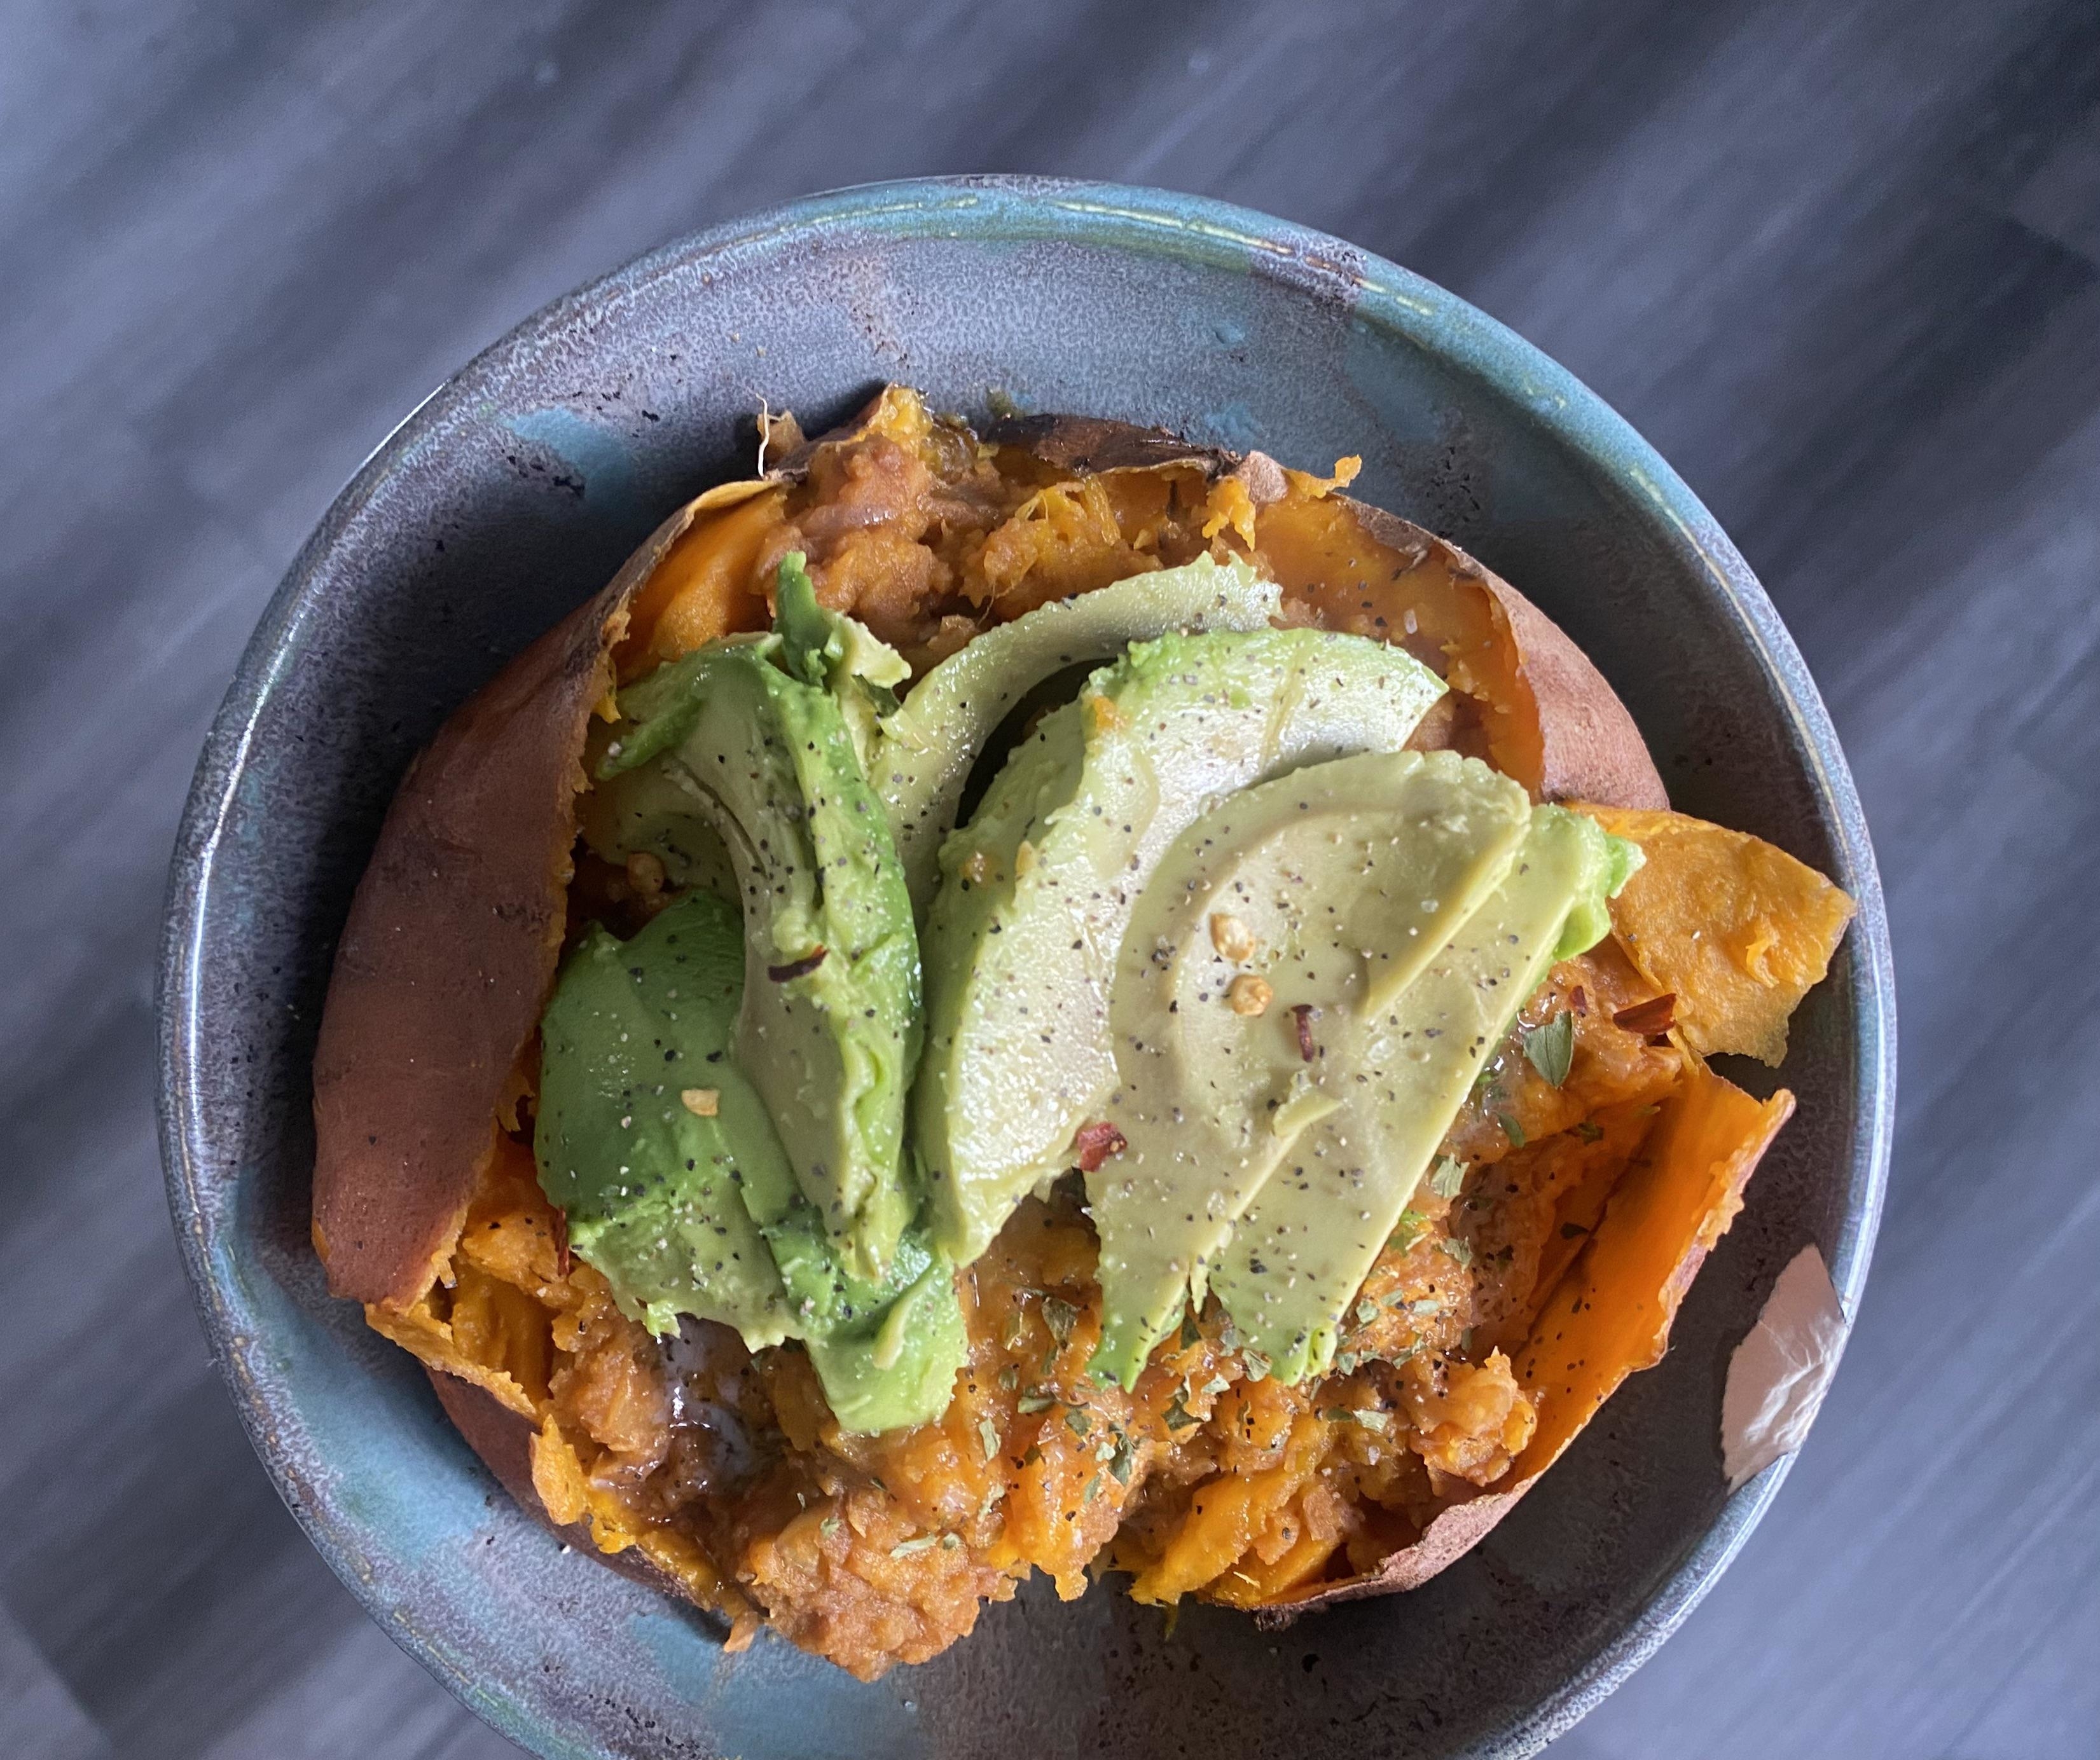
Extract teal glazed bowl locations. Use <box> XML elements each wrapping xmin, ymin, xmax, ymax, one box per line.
<box><xmin>160</xmin><ymin>177</ymin><xmax>1894</xmax><ymax>1760</ymax></box>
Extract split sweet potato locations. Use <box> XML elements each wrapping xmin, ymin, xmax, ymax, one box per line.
<box><xmin>309</xmin><ymin>385</ymin><xmax>1837</xmax><ymax>1670</ymax></box>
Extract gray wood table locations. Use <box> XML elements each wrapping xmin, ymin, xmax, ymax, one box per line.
<box><xmin>5</xmin><ymin>2</ymin><xmax>2095</xmax><ymax>1755</ymax></box>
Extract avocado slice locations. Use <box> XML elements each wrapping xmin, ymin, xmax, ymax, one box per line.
<box><xmin>766</xmin><ymin>1206</ymin><xmax>969</xmax><ymax>1434</ymax></box>
<box><xmin>535</xmin><ymin>890</ymin><xmax>965</xmax><ymax>1431</ymax></box>
<box><xmin>871</xmin><ymin>555</ymin><xmax>1281</xmax><ymax>910</ymax></box>
<box><xmin>597</xmin><ymin>615</ymin><xmax>919</xmax><ymax>1282</ymax></box>
<box><xmin>535</xmin><ymin>890</ymin><xmax>800</xmax><ymax>1342</ymax></box>
<box><xmin>1086</xmin><ymin>750</ymin><xmax>1533</xmax><ymax>1387</ymax></box>
<box><xmin>773</xmin><ymin>551</ymin><xmax>912</xmax><ymax>778</ymax></box>
<box><xmin>581</xmin><ymin>554</ymin><xmax>906</xmax><ymax>904</ymax></box>
<box><xmin>1207</xmin><ymin>805</ymin><xmax>1632</xmax><ymax>1383</ymax></box>
<box><xmin>916</xmin><ymin>626</ymin><xmax>1447</xmax><ymax>1265</ymax></box>
<box><xmin>577</xmin><ymin>752</ymin><xmax>740</xmax><ymax>902</ymax></box>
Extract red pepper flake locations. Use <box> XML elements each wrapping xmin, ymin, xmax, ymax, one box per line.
<box><xmin>1072</xmin><ymin>1120</ymin><xmax>1127</xmax><ymax>1172</ymax></box>
<box><xmin>768</xmin><ymin>946</ymin><xmax>828</xmax><ymax>982</ymax></box>
<box><xmin>1570</xmin><ymin>985</ymin><xmax>1589</xmax><ymax>1015</ymax></box>
<box><xmin>1612</xmin><ymin>993</ymin><xmax>1676</xmax><ymax>1037</ymax></box>
<box><xmin>1290</xmin><ymin>1003</ymin><xmax>1318</xmax><ymax>1061</ymax></box>
<box><xmin>549</xmin><ymin>1207</ymin><xmax>572</xmax><ymax>1277</ymax></box>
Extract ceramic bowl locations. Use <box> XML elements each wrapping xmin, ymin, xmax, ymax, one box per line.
<box><xmin>160</xmin><ymin>176</ymin><xmax>1894</xmax><ymax>1760</ymax></box>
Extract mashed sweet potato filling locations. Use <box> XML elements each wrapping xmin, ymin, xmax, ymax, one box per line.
<box><xmin>378</xmin><ymin>954</ymin><xmax>1681</xmax><ymax>1679</ymax></box>
<box><xmin>360</xmin><ymin>389</ymin><xmax>1805</xmax><ymax>1679</ymax></box>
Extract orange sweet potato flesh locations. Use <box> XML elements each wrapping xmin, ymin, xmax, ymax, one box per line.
<box><xmin>1253</xmin><ymin>1056</ymin><xmax>1793</xmax><ymax>1623</ymax></box>
<box><xmin>1579</xmin><ymin>806</ymin><xmax>1857</xmax><ymax>1065</ymax></box>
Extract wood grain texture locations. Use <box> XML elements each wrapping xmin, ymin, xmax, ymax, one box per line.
<box><xmin>3</xmin><ymin>1</ymin><xmax>2093</xmax><ymax>1755</ymax></box>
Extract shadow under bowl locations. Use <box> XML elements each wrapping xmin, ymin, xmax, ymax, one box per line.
<box><xmin>158</xmin><ymin>175</ymin><xmax>1895</xmax><ymax>1760</ymax></box>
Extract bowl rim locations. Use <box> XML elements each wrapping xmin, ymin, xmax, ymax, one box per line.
<box><xmin>157</xmin><ymin>172</ymin><xmax>1896</xmax><ymax>1759</ymax></box>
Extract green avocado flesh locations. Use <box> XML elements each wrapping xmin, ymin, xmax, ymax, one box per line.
<box><xmin>870</xmin><ymin>555</ymin><xmax>1281</xmax><ymax>912</ymax></box>
<box><xmin>537</xmin><ymin>891</ymin><xmax>798</xmax><ymax>1344</ymax></box>
<box><xmin>595</xmin><ymin>619</ymin><xmax>920</xmax><ymax>1282</ymax></box>
<box><xmin>1085</xmin><ymin>750</ymin><xmax>1533</xmax><ymax>1387</ymax></box>
<box><xmin>915</xmin><ymin>626</ymin><xmax>1449</xmax><ymax>1267</ymax></box>
<box><xmin>1202</xmin><ymin>804</ymin><xmax>1626</xmax><ymax>1383</ymax></box>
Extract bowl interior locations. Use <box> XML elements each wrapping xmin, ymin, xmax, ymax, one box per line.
<box><xmin>160</xmin><ymin>177</ymin><xmax>1891</xmax><ymax>1760</ymax></box>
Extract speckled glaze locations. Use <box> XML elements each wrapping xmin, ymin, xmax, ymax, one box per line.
<box><xmin>159</xmin><ymin>177</ymin><xmax>1894</xmax><ymax>1760</ymax></box>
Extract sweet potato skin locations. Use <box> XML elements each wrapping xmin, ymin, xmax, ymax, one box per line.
<box><xmin>1472</xmin><ymin>558</ymin><xmax>1670</xmax><ymax>810</ymax></box>
<box><xmin>987</xmin><ymin>413</ymin><xmax>1222</xmax><ymax>479</ymax></box>
<box><xmin>310</xmin><ymin>554</ymin><xmax>642</xmax><ymax>1310</ymax></box>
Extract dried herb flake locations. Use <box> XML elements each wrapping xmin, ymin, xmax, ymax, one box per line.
<box><xmin>1322</xmin><ymin>1406</ymin><xmax>1392</xmax><ymax>1431</ymax></box>
<box><xmin>1523</xmin><ymin>1012</ymin><xmax>1575</xmax><ymax>1087</ymax></box>
<box><xmin>1041</xmin><ymin>1295</ymin><xmax>1080</xmax><ymax>1345</ymax></box>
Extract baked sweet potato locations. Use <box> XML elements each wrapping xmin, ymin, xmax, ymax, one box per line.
<box><xmin>311</xmin><ymin>387</ymin><xmax>1842</xmax><ymax>1676</ymax></box>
